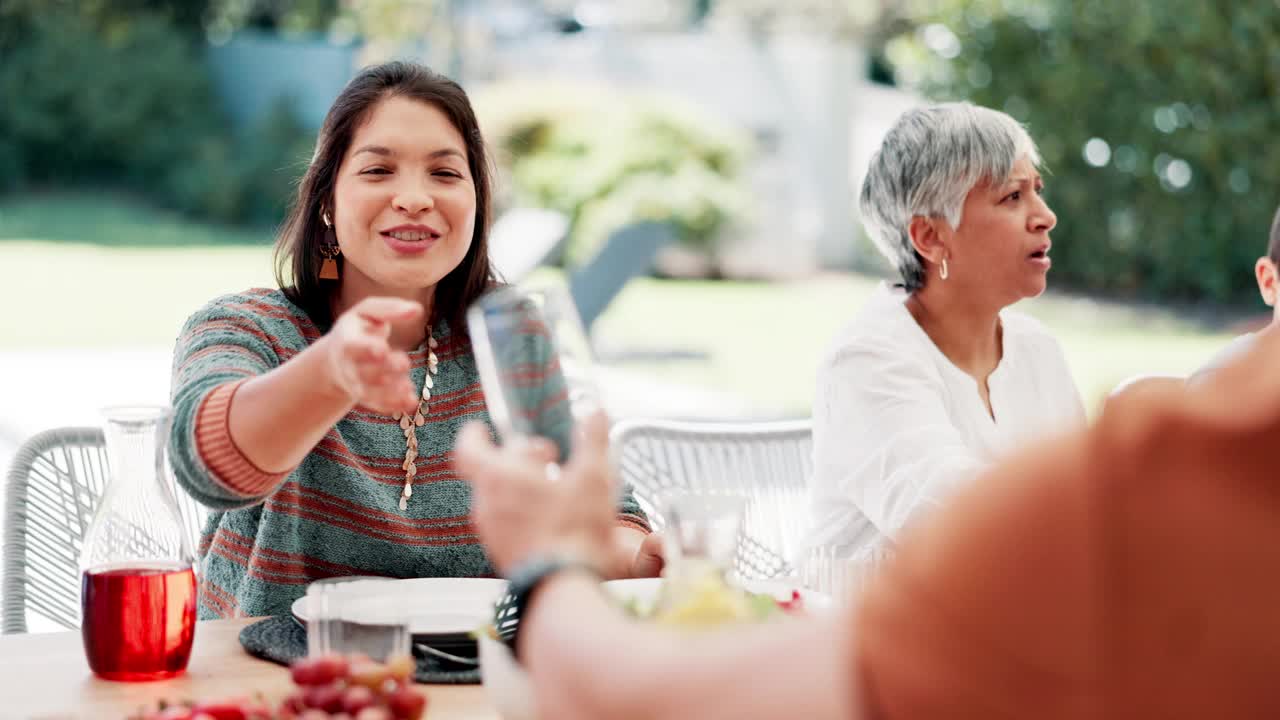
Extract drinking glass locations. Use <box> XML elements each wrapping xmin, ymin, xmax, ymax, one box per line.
<box><xmin>467</xmin><ymin>280</ymin><xmax>602</xmax><ymax>463</ymax></box>
<box><xmin>650</xmin><ymin>493</ymin><xmax>750</xmax><ymax>622</ymax></box>
<box><xmin>306</xmin><ymin>577</ymin><xmax>410</xmax><ymax>663</ymax></box>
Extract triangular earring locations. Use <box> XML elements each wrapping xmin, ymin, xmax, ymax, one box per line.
<box><xmin>320</xmin><ymin>214</ymin><xmax>341</xmax><ymax>281</ymax></box>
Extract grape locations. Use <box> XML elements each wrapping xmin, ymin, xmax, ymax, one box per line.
<box><xmin>281</xmin><ymin>692</ymin><xmax>307</xmax><ymax>715</ymax></box>
<box><xmin>290</xmin><ymin>658</ymin><xmax>324</xmax><ymax>686</ymax></box>
<box><xmin>189</xmin><ymin>702</ymin><xmax>247</xmax><ymax>720</ymax></box>
<box><xmin>384</xmin><ymin>654</ymin><xmax>414</xmax><ymax>682</ymax></box>
<box><xmin>141</xmin><ymin>651</ymin><xmax>430</xmax><ymax>720</ymax></box>
<box><xmin>316</xmin><ymin>654</ymin><xmax>351</xmax><ymax>683</ymax></box>
<box><xmin>349</xmin><ymin>660</ymin><xmax>391</xmax><ymax>691</ymax></box>
<box><xmin>386</xmin><ymin>687</ymin><xmax>427</xmax><ymax>720</ymax></box>
<box><xmin>342</xmin><ymin>685</ymin><xmax>376</xmax><ymax>715</ymax></box>
<box><xmin>303</xmin><ymin>683</ymin><xmax>346</xmax><ymax>713</ymax></box>
<box><xmin>292</xmin><ymin>654</ymin><xmax>349</xmax><ymax>686</ymax></box>
<box><xmin>356</xmin><ymin>707</ymin><xmax>393</xmax><ymax>720</ymax></box>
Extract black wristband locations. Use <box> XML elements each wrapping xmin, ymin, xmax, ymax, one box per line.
<box><xmin>499</xmin><ymin>556</ymin><xmax>603</xmax><ymax>662</ymax></box>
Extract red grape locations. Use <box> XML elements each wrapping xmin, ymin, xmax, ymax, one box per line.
<box><xmin>316</xmin><ymin>653</ymin><xmax>351</xmax><ymax>682</ymax></box>
<box><xmin>356</xmin><ymin>707</ymin><xmax>393</xmax><ymax>720</ymax></box>
<box><xmin>303</xmin><ymin>682</ymin><xmax>346</xmax><ymax>713</ymax></box>
<box><xmin>349</xmin><ymin>660</ymin><xmax>391</xmax><ymax>691</ymax></box>
<box><xmin>141</xmin><ymin>650</ymin><xmax>431</xmax><ymax>720</ymax></box>
<box><xmin>290</xmin><ymin>658</ymin><xmax>324</xmax><ymax>686</ymax></box>
<box><xmin>189</xmin><ymin>701</ymin><xmax>247</xmax><ymax>720</ymax></box>
<box><xmin>387</xmin><ymin>686</ymin><xmax>427</xmax><ymax>720</ymax></box>
<box><xmin>292</xmin><ymin>653</ymin><xmax>349</xmax><ymax>686</ymax></box>
<box><xmin>342</xmin><ymin>685</ymin><xmax>376</xmax><ymax>714</ymax></box>
<box><xmin>281</xmin><ymin>691</ymin><xmax>307</xmax><ymax>714</ymax></box>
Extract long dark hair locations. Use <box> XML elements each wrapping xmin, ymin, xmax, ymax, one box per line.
<box><xmin>274</xmin><ymin>61</ymin><xmax>496</xmax><ymax>332</ymax></box>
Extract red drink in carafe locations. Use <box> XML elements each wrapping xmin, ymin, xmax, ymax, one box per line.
<box><xmin>79</xmin><ymin>406</ymin><xmax>198</xmax><ymax>682</ymax></box>
<box><xmin>81</xmin><ymin>562</ymin><xmax>196</xmax><ymax>681</ymax></box>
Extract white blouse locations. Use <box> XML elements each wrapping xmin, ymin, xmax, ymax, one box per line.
<box><xmin>804</xmin><ymin>283</ymin><xmax>1085</xmax><ymax>554</ymax></box>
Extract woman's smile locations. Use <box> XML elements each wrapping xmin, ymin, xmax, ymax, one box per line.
<box><xmin>380</xmin><ymin>223</ymin><xmax>442</xmax><ymax>255</ymax></box>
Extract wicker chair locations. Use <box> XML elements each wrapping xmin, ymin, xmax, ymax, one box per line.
<box><xmin>2</xmin><ymin>427</ymin><xmax>204</xmax><ymax>633</ymax></box>
<box><xmin>610</xmin><ymin>418</ymin><xmax>813</xmax><ymax>580</ymax></box>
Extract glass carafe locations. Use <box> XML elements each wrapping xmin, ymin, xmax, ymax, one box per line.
<box><xmin>650</xmin><ymin>494</ymin><xmax>754</xmax><ymax>626</ymax></box>
<box><xmin>78</xmin><ymin>406</ymin><xmax>197</xmax><ymax>681</ymax></box>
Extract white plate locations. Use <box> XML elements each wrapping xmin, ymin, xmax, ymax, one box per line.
<box><xmin>602</xmin><ymin>577</ymin><xmax>831</xmax><ymax>613</ymax></box>
<box><xmin>291</xmin><ymin>577</ymin><xmax>508</xmax><ymax>637</ymax></box>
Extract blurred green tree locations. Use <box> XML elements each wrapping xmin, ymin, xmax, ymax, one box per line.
<box><xmin>881</xmin><ymin>0</ymin><xmax>1280</xmax><ymax>303</ymax></box>
<box><xmin>475</xmin><ymin>82</ymin><xmax>754</xmax><ymax>266</ymax></box>
<box><xmin>0</xmin><ymin>0</ymin><xmax>314</xmax><ymax>225</ymax></box>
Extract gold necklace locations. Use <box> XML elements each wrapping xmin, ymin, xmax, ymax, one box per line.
<box><xmin>393</xmin><ymin>325</ymin><xmax>438</xmax><ymax>511</ymax></box>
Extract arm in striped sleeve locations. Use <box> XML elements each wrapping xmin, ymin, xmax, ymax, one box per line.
<box><xmin>168</xmin><ymin>296</ymin><xmax>290</xmax><ymax>509</ymax></box>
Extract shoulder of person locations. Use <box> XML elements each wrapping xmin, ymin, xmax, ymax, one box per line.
<box><xmin>1000</xmin><ymin>310</ymin><xmax>1068</xmax><ymax>358</ymax></box>
<box><xmin>1099</xmin><ymin>328</ymin><xmax>1280</xmax><ymax>463</ymax></box>
<box><xmin>819</xmin><ymin>324</ymin><xmax>946</xmax><ymax>399</ymax></box>
<box><xmin>1190</xmin><ymin>332</ymin><xmax>1257</xmax><ymax>383</ymax></box>
<box><xmin>823</xmin><ymin>285</ymin><xmax>934</xmax><ymax>364</ymax></box>
<box><xmin>176</xmin><ymin>288</ymin><xmax>320</xmax><ymax>349</ymax></box>
<box><xmin>183</xmin><ymin>288</ymin><xmax>311</xmax><ymax>329</ymax></box>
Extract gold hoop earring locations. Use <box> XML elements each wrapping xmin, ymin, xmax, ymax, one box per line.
<box><xmin>940</xmin><ymin>256</ymin><xmax>949</xmax><ymax>281</ymax></box>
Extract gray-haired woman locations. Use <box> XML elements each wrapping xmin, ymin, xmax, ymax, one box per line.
<box><xmin>805</xmin><ymin>102</ymin><xmax>1085</xmax><ymax>558</ymax></box>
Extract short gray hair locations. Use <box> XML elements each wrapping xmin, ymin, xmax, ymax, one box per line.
<box><xmin>859</xmin><ymin>102</ymin><xmax>1041</xmax><ymax>291</ymax></box>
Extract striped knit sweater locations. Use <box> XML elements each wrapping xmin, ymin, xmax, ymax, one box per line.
<box><xmin>169</xmin><ymin>288</ymin><xmax>650</xmax><ymax>620</ymax></box>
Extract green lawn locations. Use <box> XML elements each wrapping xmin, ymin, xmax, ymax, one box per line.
<box><xmin>0</xmin><ymin>193</ymin><xmax>1242</xmax><ymax>416</ymax></box>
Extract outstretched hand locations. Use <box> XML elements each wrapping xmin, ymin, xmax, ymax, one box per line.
<box><xmin>323</xmin><ymin>297</ymin><xmax>423</xmax><ymax>415</ymax></box>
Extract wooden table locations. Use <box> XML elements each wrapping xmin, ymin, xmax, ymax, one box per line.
<box><xmin>0</xmin><ymin>618</ymin><xmax>499</xmax><ymax>720</ymax></box>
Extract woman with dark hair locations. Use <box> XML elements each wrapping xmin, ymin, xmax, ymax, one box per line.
<box><xmin>169</xmin><ymin>62</ymin><xmax>654</xmax><ymax>619</ymax></box>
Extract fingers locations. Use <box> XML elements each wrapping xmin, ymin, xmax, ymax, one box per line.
<box><xmin>630</xmin><ymin>532</ymin><xmax>666</xmax><ymax>578</ymax></box>
<box><xmin>332</xmin><ymin>315</ymin><xmax>418</xmax><ymax>411</ymax></box>
<box><xmin>453</xmin><ymin>422</ymin><xmax>499</xmax><ymax>481</ymax></box>
<box><xmin>353</xmin><ymin>297</ymin><xmax>424</xmax><ymax>325</ymax></box>
<box><xmin>521</xmin><ymin>437</ymin><xmax>559</xmax><ymax>465</ymax></box>
<box><xmin>565</xmin><ymin>411</ymin><xmax>612</xmax><ymax>497</ymax></box>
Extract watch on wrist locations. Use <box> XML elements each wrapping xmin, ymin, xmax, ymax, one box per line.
<box><xmin>497</xmin><ymin>555</ymin><xmax>603</xmax><ymax>662</ymax></box>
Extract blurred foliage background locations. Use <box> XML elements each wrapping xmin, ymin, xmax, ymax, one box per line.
<box><xmin>474</xmin><ymin>82</ymin><xmax>754</xmax><ymax>264</ymax></box>
<box><xmin>0</xmin><ymin>0</ymin><xmax>1268</xmax><ymax>430</ymax></box>
<box><xmin>879</xmin><ymin>0</ymin><xmax>1280</xmax><ymax>303</ymax></box>
<box><xmin>1</xmin><ymin>0</ymin><xmax>1277</xmax><ymax>303</ymax></box>
<box><xmin>0</xmin><ymin>0</ymin><xmax>316</xmax><ymax>224</ymax></box>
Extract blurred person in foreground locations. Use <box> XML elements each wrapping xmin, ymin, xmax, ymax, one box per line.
<box><xmin>456</xmin><ymin>324</ymin><xmax>1280</xmax><ymax>720</ymax></box>
<box><xmin>1193</xmin><ymin>202</ymin><xmax>1280</xmax><ymax>379</ymax></box>
<box><xmin>804</xmin><ymin>103</ymin><xmax>1085</xmax><ymax>560</ymax></box>
<box><xmin>168</xmin><ymin>61</ymin><xmax>655</xmax><ymax>620</ymax></box>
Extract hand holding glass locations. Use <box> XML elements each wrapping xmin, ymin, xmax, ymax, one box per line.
<box><xmin>468</xmin><ymin>281</ymin><xmax>602</xmax><ymax>462</ymax></box>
